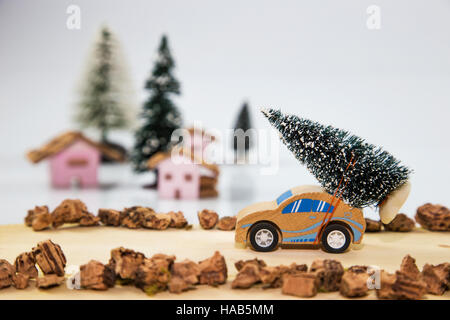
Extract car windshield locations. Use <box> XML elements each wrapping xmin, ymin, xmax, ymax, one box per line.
<box><xmin>276</xmin><ymin>190</ymin><xmax>292</xmax><ymax>205</ymax></box>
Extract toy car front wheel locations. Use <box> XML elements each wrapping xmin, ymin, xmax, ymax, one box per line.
<box><xmin>321</xmin><ymin>224</ymin><xmax>351</xmax><ymax>254</ymax></box>
<box><xmin>249</xmin><ymin>222</ymin><xmax>279</xmax><ymax>252</ymax></box>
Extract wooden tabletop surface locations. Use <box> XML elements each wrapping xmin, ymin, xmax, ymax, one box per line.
<box><xmin>0</xmin><ymin>224</ymin><xmax>449</xmax><ymax>300</ymax></box>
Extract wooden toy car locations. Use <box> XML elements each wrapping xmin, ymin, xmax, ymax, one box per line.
<box><xmin>235</xmin><ymin>185</ymin><xmax>366</xmax><ymax>253</ymax></box>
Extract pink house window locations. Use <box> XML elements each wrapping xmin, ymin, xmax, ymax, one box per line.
<box><xmin>67</xmin><ymin>158</ymin><xmax>88</xmax><ymax>167</ymax></box>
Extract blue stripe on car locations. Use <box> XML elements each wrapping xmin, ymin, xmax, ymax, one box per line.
<box><xmin>283</xmin><ymin>232</ymin><xmax>317</xmax><ymax>243</ymax></box>
<box><xmin>281</xmin><ymin>221</ymin><xmax>324</xmax><ymax>233</ymax></box>
<box><xmin>330</xmin><ymin>217</ymin><xmax>364</xmax><ymax>230</ymax></box>
<box><xmin>276</xmin><ymin>190</ymin><xmax>293</xmax><ymax>205</ymax></box>
<box><xmin>330</xmin><ymin>217</ymin><xmax>362</xmax><ymax>242</ymax></box>
<box><xmin>282</xmin><ymin>201</ymin><xmax>295</xmax><ymax>214</ymax></box>
<box><xmin>282</xmin><ymin>198</ymin><xmax>334</xmax><ymax>214</ymax></box>
<box><xmin>280</xmin><ymin>217</ymin><xmax>362</xmax><ymax>242</ymax></box>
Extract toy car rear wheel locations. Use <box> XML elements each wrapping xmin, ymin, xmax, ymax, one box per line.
<box><xmin>249</xmin><ymin>222</ymin><xmax>279</xmax><ymax>252</ymax></box>
<box><xmin>321</xmin><ymin>224</ymin><xmax>351</xmax><ymax>254</ymax></box>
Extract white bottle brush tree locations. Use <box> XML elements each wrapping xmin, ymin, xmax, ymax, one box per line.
<box><xmin>262</xmin><ymin>108</ymin><xmax>412</xmax><ymax>224</ymax></box>
<box><xmin>131</xmin><ymin>35</ymin><xmax>182</xmax><ymax>174</ymax></box>
<box><xmin>76</xmin><ymin>26</ymin><xmax>136</xmax><ymax>161</ymax></box>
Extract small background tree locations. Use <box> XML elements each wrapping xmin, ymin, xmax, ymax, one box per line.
<box><xmin>232</xmin><ymin>101</ymin><xmax>253</xmax><ymax>161</ymax></box>
<box><xmin>131</xmin><ymin>35</ymin><xmax>182</xmax><ymax>174</ymax></box>
<box><xmin>76</xmin><ymin>26</ymin><xmax>136</xmax><ymax>159</ymax></box>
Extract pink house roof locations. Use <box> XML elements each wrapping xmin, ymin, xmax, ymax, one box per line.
<box><xmin>26</xmin><ymin>131</ymin><xmax>126</xmax><ymax>164</ymax></box>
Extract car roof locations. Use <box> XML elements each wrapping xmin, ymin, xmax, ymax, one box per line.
<box><xmin>291</xmin><ymin>185</ymin><xmax>324</xmax><ymax>196</ymax></box>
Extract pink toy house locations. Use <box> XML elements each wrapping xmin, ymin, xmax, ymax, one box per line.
<box><xmin>27</xmin><ymin>131</ymin><xmax>125</xmax><ymax>188</ymax></box>
<box><xmin>148</xmin><ymin>147</ymin><xmax>219</xmax><ymax>199</ymax></box>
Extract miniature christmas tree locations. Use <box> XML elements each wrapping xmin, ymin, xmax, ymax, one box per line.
<box><xmin>76</xmin><ymin>27</ymin><xmax>136</xmax><ymax>149</ymax></box>
<box><xmin>232</xmin><ymin>101</ymin><xmax>253</xmax><ymax>153</ymax></box>
<box><xmin>131</xmin><ymin>35</ymin><xmax>182</xmax><ymax>172</ymax></box>
<box><xmin>262</xmin><ymin>108</ymin><xmax>412</xmax><ymax>223</ymax></box>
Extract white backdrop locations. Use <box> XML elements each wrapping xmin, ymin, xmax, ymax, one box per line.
<box><xmin>0</xmin><ymin>0</ymin><xmax>449</xmax><ymax>224</ymax></box>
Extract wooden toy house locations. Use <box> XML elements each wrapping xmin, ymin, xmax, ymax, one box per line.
<box><xmin>27</xmin><ymin>131</ymin><xmax>125</xmax><ymax>188</ymax></box>
<box><xmin>148</xmin><ymin>147</ymin><xmax>219</xmax><ymax>199</ymax></box>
